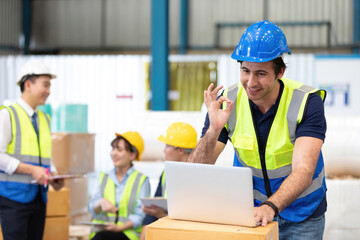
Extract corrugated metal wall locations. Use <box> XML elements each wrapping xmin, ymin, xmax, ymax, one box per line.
<box><xmin>189</xmin><ymin>0</ymin><xmax>264</xmax><ymax>48</ymax></box>
<box><xmin>26</xmin><ymin>0</ymin><xmax>354</xmax><ymax>50</ymax></box>
<box><xmin>31</xmin><ymin>0</ymin><xmax>181</xmax><ymax>49</ymax></box>
<box><xmin>192</xmin><ymin>0</ymin><xmax>353</xmax><ymax>48</ymax></box>
<box><xmin>269</xmin><ymin>0</ymin><xmax>352</xmax><ymax>47</ymax></box>
<box><xmin>32</xmin><ymin>0</ymin><xmax>103</xmax><ymax>48</ymax></box>
<box><xmin>0</xmin><ymin>0</ymin><xmax>22</xmax><ymax>54</ymax></box>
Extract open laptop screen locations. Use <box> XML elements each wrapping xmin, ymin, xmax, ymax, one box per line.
<box><xmin>165</xmin><ymin>161</ymin><xmax>257</xmax><ymax>227</ymax></box>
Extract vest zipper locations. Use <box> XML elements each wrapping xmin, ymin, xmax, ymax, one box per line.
<box><xmin>255</xmin><ymin>135</ymin><xmax>272</xmax><ymax>197</ymax></box>
<box><xmin>250</xmin><ymin>104</ymin><xmax>276</xmax><ymax>198</ymax></box>
<box><xmin>36</xmin><ymin>125</ymin><xmax>42</xmax><ymax>167</ymax></box>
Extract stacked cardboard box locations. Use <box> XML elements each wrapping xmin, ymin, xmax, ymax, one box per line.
<box><xmin>51</xmin><ymin>133</ymin><xmax>95</xmax><ymax>221</ymax></box>
<box><xmin>51</xmin><ymin>133</ymin><xmax>95</xmax><ymax>174</ymax></box>
<box><xmin>147</xmin><ymin>217</ymin><xmax>279</xmax><ymax>240</ymax></box>
<box><xmin>51</xmin><ymin>133</ymin><xmax>95</xmax><ymax>240</ymax></box>
<box><xmin>44</xmin><ymin>187</ymin><xmax>70</xmax><ymax>240</ymax></box>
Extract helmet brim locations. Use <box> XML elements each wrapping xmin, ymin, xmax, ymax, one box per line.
<box><xmin>16</xmin><ymin>73</ymin><xmax>57</xmax><ymax>86</ymax></box>
<box><xmin>231</xmin><ymin>51</ymin><xmax>291</xmax><ymax>63</ymax></box>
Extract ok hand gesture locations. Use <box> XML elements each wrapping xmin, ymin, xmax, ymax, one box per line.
<box><xmin>204</xmin><ymin>83</ymin><xmax>233</xmax><ymax>133</ymax></box>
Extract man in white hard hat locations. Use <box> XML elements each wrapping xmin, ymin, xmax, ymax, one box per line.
<box><xmin>139</xmin><ymin>122</ymin><xmax>197</xmax><ymax>240</ymax></box>
<box><xmin>0</xmin><ymin>60</ymin><xmax>64</xmax><ymax>240</ymax></box>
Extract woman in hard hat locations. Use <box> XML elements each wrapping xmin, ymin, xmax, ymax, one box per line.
<box><xmin>88</xmin><ymin>131</ymin><xmax>150</xmax><ymax>240</ymax></box>
<box><xmin>139</xmin><ymin>122</ymin><xmax>197</xmax><ymax>240</ymax></box>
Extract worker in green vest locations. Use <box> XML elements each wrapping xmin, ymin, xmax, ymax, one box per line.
<box><xmin>0</xmin><ymin>60</ymin><xmax>64</xmax><ymax>240</ymax></box>
<box><xmin>88</xmin><ymin>131</ymin><xmax>150</xmax><ymax>240</ymax></box>
<box><xmin>139</xmin><ymin>122</ymin><xmax>197</xmax><ymax>240</ymax></box>
<box><xmin>188</xmin><ymin>20</ymin><xmax>327</xmax><ymax>240</ymax></box>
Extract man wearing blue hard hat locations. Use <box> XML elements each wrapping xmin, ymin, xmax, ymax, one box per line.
<box><xmin>188</xmin><ymin>20</ymin><xmax>327</xmax><ymax>240</ymax></box>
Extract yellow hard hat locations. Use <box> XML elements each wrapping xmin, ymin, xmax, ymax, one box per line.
<box><xmin>158</xmin><ymin>122</ymin><xmax>197</xmax><ymax>149</ymax></box>
<box><xmin>115</xmin><ymin>131</ymin><xmax>144</xmax><ymax>160</ymax></box>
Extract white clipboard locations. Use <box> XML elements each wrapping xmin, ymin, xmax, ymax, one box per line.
<box><xmin>141</xmin><ymin>197</ymin><xmax>168</xmax><ymax>211</ymax></box>
<box><xmin>78</xmin><ymin>221</ymin><xmax>108</xmax><ymax>228</ymax></box>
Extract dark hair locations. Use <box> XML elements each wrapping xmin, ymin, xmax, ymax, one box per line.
<box><xmin>272</xmin><ymin>57</ymin><xmax>287</xmax><ymax>77</ymax></box>
<box><xmin>111</xmin><ymin>136</ymin><xmax>139</xmax><ymax>159</ymax></box>
<box><xmin>238</xmin><ymin>58</ymin><xmax>287</xmax><ymax>78</ymax></box>
<box><xmin>19</xmin><ymin>74</ymin><xmax>53</xmax><ymax>92</ymax></box>
<box><xmin>20</xmin><ymin>75</ymin><xmax>37</xmax><ymax>92</ymax></box>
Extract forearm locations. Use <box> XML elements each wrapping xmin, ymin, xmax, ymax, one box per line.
<box><xmin>187</xmin><ymin>127</ymin><xmax>222</xmax><ymax>164</ymax></box>
<box><xmin>15</xmin><ymin>162</ymin><xmax>36</xmax><ymax>175</ymax></box>
<box><xmin>268</xmin><ymin>167</ymin><xmax>314</xmax><ymax>212</ymax></box>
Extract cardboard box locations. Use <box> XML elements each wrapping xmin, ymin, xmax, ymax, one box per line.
<box><xmin>65</xmin><ymin>176</ymin><xmax>89</xmax><ymax>216</ymax></box>
<box><xmin>52</xmin><ymin>133</ymin><xmax>95</xmax><ymax>174</ymax></box>
<box><xmin>69</xmin><ymin>225</ymin><xmax>91</xmax><ymax>240</ymax></box>
<box><xmin>43</xmin><ymin>216</ymin><xmax>69</xmax><ymax>240</ymax></box>
<box><xmin>147</xmin><ymin>217</ymin><xmax>278</xmax><ymax>240</ymax></box>
<box><xmin>46</xmin><ymin>186</ymin><xmax>70</xmax><ymax>217</ymax></box>
<box><xmin>69</xmin><ymin>212</ymin><xmax>92</xmax><ymax>225</ymax></box>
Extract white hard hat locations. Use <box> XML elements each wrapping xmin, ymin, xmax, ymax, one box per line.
<box><xmin>16</xmin><ymin>60</ymin><xmax>56</xmax><ymax>85</ymax></box>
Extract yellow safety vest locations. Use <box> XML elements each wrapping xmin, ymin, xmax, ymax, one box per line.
<box><xmin>161</xmin><ymin>171</ymin><xmax>167</xmax><ymax>198</ymax></box>
<box><xmin>89</xmin><ymin>170</ymin><xmax>147</xmax><ymax>240</ymax></box>
<box><xmin>223</xmin><ymin>78</ymin><xmax>327</xmax><ymax>222</ymax></box>
<box><xmin>0</xmin><ymin>103</ymin><xmax>52</xmax><ymax>203</ymax></box>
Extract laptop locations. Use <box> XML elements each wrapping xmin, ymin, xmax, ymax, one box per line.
<box><xmin>164</xmin><ymin>161</ymin><xmax>258</xmax><ymax>227</ymax></box>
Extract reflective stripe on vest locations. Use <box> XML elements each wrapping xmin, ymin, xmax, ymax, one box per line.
<box><xmin>0</xmin><ymin>104</ymin><xmax>51</xmax><ymax>184</ymax></box>
<box><xmin>161</xmin><ymin>171</ymin><xmax>167</xmax><ymax>198</ymax></box>
<box><xmin>90</xmin><ymin>171</ymin><xmax>147</xmax><ymax>240</ymax></box>
<box><xmin>224</xmin><ymin>78</ymin><xmax>327</xmax><ymax>222</ymax></box>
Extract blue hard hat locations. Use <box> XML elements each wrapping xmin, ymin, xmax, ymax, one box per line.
<box><xmin>231</xmin><ymin>20</ymin><xmax>291</xmax><ymax>62</ymax></box>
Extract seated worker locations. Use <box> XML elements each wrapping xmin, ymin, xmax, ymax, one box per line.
<box><xmin>88</xmin><ymin>131</ymin><xmax>150</xmax><ymax>240</ymax></box>
<box><xmin>139</xmin><ymin>122</ymin><xmax>197</xmax><ymax>240</ymax></box>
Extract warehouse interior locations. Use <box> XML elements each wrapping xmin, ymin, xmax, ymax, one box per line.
<box><xmin>1</xmin><ymin>0</ymin><xmax>360</xmax><ymax>239</ymax></box>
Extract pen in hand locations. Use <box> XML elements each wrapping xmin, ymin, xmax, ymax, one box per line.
<box><xmin>114</xmin><ymin>210</ymin><xmax>119</xmax><ymax>224</ymax></box>
<box><xmin>44</xmin><ymin>167</ymin><xmax>49</xmax><ymax>188</ymax></box>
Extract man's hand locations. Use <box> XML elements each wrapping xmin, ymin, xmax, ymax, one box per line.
<box><xmin>254</xmin><ymin>205</ymin><xmax>276</xmax><ymax>227</ymax></box>
<box><xmin>49</xmin><ymin>177</ymin><xmax>64</xmax><ymax>191</ymax></box>
<box><xmin>100</xmin><ymin>198</ymin><xmax>118</xmax><ymax>214</ymax></box>
<box><xmin>142</xmin><ymin>205</ymin><xmax>167</xmax><ymax>219</ymax></box>
<box><xmin>204</xmin><ymin>83</ymin><xmax>233</xmax><ymax>133</ymax></box>
<box><xmin>31</xmin><ymin>165</ymin><xmax>49</xmax><ymax>185</ymax></box>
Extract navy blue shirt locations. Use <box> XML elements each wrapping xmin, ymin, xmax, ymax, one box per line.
<box><xmin>201</xmin><ymin>80</ymin><xmax>327</xmax><ymax>219</ymax></box>
<box><xmin>142</xmin><ymin>172</ymin><xmax>164</xmax><ymax>225</ymax></box>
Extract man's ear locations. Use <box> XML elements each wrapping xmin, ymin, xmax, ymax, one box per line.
<box><xmin>277</xmin><ymin>68</ymin><xmax>285</xmax><ymax>80</ymax></box>
<box><xmin>24</xmin><ymin>79</ymin><xmax>34</xmax><ymax>91</ymax></box>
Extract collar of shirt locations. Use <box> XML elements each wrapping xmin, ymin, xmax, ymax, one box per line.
<box><xmin>108</xmin><ymin>166</ymin><xmax>135</xmax><ymax>186</ymax></box>
<box><xmin>17</xmin><ymin>98</ymin><xmax>36</xmax><ymax>118</ymax></box>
